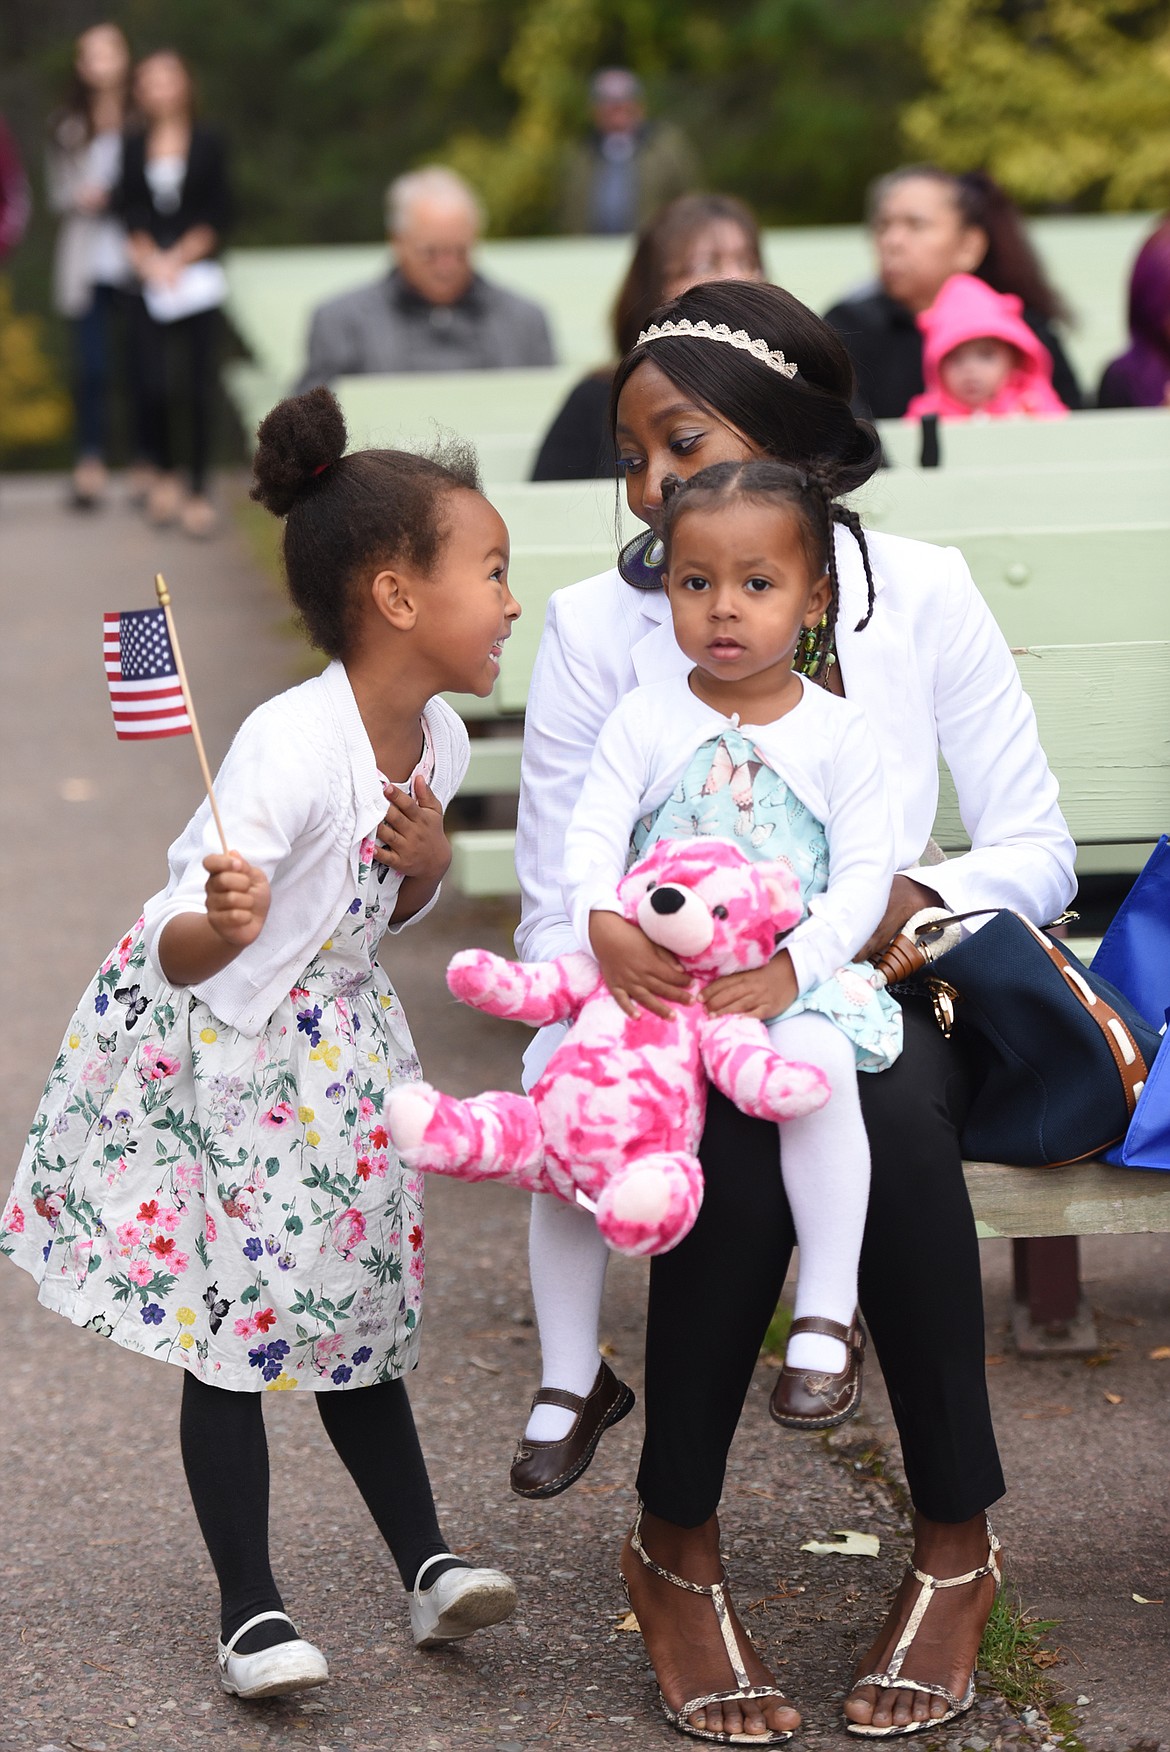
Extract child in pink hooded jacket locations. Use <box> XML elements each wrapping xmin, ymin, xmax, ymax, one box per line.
<box><xmin>906</xmin><ymin>272</ymin><xmax>1068</xmax><ymax>421</ymax></box>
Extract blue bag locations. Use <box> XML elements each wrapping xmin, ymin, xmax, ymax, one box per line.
<box><xmin>1093</xmin><ymin>837</ymin><xmax>1170</xmax><ymax>1170</ymax></box>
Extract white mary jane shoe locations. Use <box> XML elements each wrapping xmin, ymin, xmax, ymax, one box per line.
<box><xmin>409</xmin><ymin>1555</ymin><xmax>518</xmax><ymax>1650</ymax></box>
<box><xmin>217</xmin><ymin>1611</ymin><xmax>329</xmax><ymax>1699</ymax></box>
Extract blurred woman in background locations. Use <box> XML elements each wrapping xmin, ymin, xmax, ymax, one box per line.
<box><xmin>825</xmin><ymin>166</ymin><xmax>1081</xmax><ymax>420</ymax></box>
<box><xmin>47</xmin><ymin>22</ymin><xmax>139</xmax><ymax>510</ymax></box>
<box><xmin>1097</xmin><ymin>219</ymin><xmax>1170</xmax><ymax>409</ymax></box>
<box><xmin>116</xmin><ymin>49</ymin><xmax>232</xmax><ymax>538</ymax></box>
<box><xmin>531</xmin><ymin>192</ymin><xmax>765</xmax><ymax>480</ymax></box>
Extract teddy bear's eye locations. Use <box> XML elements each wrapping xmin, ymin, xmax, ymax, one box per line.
<box><xmin>645</xmin><ymin>880</ymin><xmax>656</xmax><ymax>891</ymax></box>
<box><xmin>712</xmin><ymin>905</ymin><xmax>728</xmax><ymax>919</ymax></box>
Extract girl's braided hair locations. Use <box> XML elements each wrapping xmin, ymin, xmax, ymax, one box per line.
<box><xmin>661</xmin><ymin>458</ymin><xmax>877</xmax><ymax>634</ymax></box>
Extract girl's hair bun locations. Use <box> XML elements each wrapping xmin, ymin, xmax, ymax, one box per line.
<box><xmin>251</xmin><ymin>386</ymin><xmax>348</xmax><ymax>517</ymax></box>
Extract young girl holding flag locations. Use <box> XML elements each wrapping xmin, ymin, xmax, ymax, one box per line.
<box><xmin>1</xmin><ymin>387</ymin><xmax>521</xmax><ymax>1699</ymax></box>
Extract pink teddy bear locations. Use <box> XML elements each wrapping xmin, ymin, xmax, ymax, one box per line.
<box><xmin>386</xmin><ymin>837</ymin><xmax>830</xmax><ymax>1256</ymax></box>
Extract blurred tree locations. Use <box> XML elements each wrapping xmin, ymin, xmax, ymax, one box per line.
<box><xmin>904</xmin><ymin>0</ymin><xmax>1170</xmax><ymax>210</ymax></box>
<box><xmin>3</xmin><ymin>0</ymin><xmax>930</xmax><ymax>247</ymax></box>
<box><xmin>417</xmin><ymin>0</ymin><xmax>931</xmax><ymax>233</ymax></box>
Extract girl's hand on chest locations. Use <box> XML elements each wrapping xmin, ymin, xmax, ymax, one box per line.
<box><xmin>374</xmin><ymin>774</ymin><xmax>451</xmax><ymax>885</ymax></box>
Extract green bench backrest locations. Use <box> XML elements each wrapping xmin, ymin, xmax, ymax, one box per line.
<box><xmin>333</xmin><ymin>368</ymin><xmax>584</xmax><ymax>477</ymax></box>
<box><xmin>853</xmin><ymin>457</ymin><xmax>1170</xmax><ymax>532</ymax></box>
<box><xmin>933</xmin><ymin>642</ymin><xmax>1170</xmax><ymax>859</ymax></box>
<box><xmin>875</xmin><ymin>407</ymin><xmax>1170</xmax><ymax>470</ymax></box>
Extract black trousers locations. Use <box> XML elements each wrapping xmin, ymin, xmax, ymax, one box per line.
<box><xmin>637</xmin><ymin>1001</ymin><xmax>1005</xmax><ymax>1527</ymax></box>
<box><xmin>131</xmin><ymin>300</ymin><xmax>218</xmax><ymax>492</ymax></box>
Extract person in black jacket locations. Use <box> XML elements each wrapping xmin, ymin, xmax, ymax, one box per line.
<box><xmin>117</xmin><ymin>50</ymin><xmax>231</xmax><ymax>537</ymax></box>
<box><xmin>825</xmin><ymin>167</ymin><xmax>1081</xmax><ymax>423</ymax></box>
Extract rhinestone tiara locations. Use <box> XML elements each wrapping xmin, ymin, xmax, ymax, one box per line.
<box><xmin>635</xmin><ymin>318</ymin><xmax>798</xmax><ymax>379</ymax></box>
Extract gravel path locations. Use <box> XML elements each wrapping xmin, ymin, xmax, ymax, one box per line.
<box><xmin>1</xmin><ymin>475</ymin><xmax>1167</xmax><ymax>1752</ymax></box>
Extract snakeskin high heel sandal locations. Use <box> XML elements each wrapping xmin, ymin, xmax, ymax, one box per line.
<box><xmin>625</xmin><ymin>1503</ymin><xmax>796</xmax><ymax>1746</ymax></box>
<box><xmin>846</xmin><ymin>1520</ymin><xmax>1002</xmax><ymax>1737</ymax></box>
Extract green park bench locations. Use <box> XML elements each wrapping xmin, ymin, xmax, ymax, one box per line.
<box><xmin>222</xmin><ymin>211</ymin><xmax>1155</xmax><ymax>450</ymax></box>
<box><xmin>876</xmin><ymin>406</ymin><xmax>1170</xmax><ymax>471</ymax></box>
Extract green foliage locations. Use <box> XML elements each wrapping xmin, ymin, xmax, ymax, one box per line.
<box><xmin>905</xmin><ymin>0</ymin><xmax>1170</xmax><ymax>210</ymax></box>
<box><xmin>0</xmin><ymin>278</ymin><xmax>70</xmax><ymax>453</ymax></box>
<box><xmin>59</xmin><ymin>0</ymin><xmax>927</xmax><ymax>239</ymax></box>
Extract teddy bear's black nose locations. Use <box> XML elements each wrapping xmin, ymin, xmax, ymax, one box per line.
<box><xmin>649</xmin><ymin>886</ymin><xmax>685</xmax><ymax>915</ymax></box>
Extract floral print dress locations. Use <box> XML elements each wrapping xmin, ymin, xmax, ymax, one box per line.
<box><xmin>2</xmin><ymin>769</ymin><xmax>430</xmax><ymax>1393</ymax></box>
<box><xmin>631</xmin><ymin>724</ymin><xmax>903</xmax><ymax>1071</ymax></box>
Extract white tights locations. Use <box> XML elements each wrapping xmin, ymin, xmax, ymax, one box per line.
<box><xmin>524</xmin><ymin>1010</ymin><xmax>870</xmax><ymax>1441</ymax></box>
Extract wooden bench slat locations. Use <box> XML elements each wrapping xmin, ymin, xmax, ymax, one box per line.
<box><xmin>964</xmin><ymin>1159</ymin><xmax>1170</xmax><ymax>1238</ymax></box>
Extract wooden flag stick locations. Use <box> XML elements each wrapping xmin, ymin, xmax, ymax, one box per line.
<box><xmin>154</xmin><ymin>572</ymin><xmax>229</xmax><ymax>854</ymax></box>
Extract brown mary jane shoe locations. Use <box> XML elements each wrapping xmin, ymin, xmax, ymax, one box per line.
<box><xmin>770</xmin><ymin>1316</ymin><xmax>865</xmax><ymax>1431</ymax></box>
<box><xmin>509</xmin><ymin>1361</ymin><xmax>635</xmax><ymax>1499</ymax></box>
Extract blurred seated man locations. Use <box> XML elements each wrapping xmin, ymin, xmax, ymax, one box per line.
<box><xmin>559</xmin><ymin>68</ymin><xmax>700</xmax><ymax>236</ymax></box>
<box><xmin>295</xmin><ymin>166</ymin><xmax>555</xmax><ymax>390</ymax></box>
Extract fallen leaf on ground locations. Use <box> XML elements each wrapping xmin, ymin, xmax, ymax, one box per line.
<box><xmin>1132</xmin><ymin>1593</ymin><xmax>1165</xmax><ymax>1604</ymax></box>
<box><xmin>468</xmin><ymin>1355</ymin><xmax>502</xmax><ymax>1374</ymax></box>
<box><xmin>1030</xmin><ymin>1648</ymin><xmax>1063</xmax><ymax>1669</ymax></box>
<box><xmin>1148</xmin><ymin>1346</ymin><xmax>1170</xmax><ymax>1360</ymax></box>
<box><xmin>614</xmin><ymin>1610</ymin><xmax>640</xmax><ymax>1632</ymax></box>
<box><xmin>985</xmin><ymin>1354</ymin><xmax>1005</xmax><ymax>1365</ymax></box>
<box><xmin>1104</xmin><ymin>1392</ymin><xmax>1123</xmax><ymax>1404</ymax></box>
<box><xmin>599</xmin><ymin>1342</ymin><xmax>617</xmax><ymax>1358</ymax></box>
<box><xmin>799</xmin><ymin>1530</ymin><xmax>880</xmax><ymax>1558</ymax></box>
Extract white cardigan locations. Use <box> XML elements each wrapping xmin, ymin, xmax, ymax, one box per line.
<box><xmin>564</xmin><ymin>674</ymin><xmax>894</xmax><ymax>995</ymax></box>
<box><xmin>516</xmin><ymin>526</ymin><xmax>1076</xmax><ymax>971</ymax></box>
<box><xmin>142</xmin><ymin>661</ymin><xmax>469</xmax><ymax>1036</ymax></box>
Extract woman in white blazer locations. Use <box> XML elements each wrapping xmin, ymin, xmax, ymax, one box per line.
<box><xmin>513</xmin><ymin>281</ymin><xmax>1074</xmax><ymax>1743</ymax></box>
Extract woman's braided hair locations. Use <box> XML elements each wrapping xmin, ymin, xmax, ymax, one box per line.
<box><xmin>661</xmin><ymin>458</ymin><xmax>877</xmax><ymax>635</ymax></box>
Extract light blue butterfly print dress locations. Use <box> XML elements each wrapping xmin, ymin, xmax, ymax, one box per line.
<box><xmin>631</xmin><ymin>725</ymin><xmax>902</xmax><ymax>1071</ymax></box>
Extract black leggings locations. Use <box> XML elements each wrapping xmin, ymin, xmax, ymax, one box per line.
<box><xmin>180</xmin><ymin>1373</ymin><xmax>459</xmax><ymax>1648</ymax></box>
<box><xmin>637</xmin><ymin>1001</ymin><xmax>1005</xmax><ymax>1527</ymax></box>
<box><xmin>132</xmin><ymin>300</ymin><xmax>218</xmax><ymax>493</ymax></box>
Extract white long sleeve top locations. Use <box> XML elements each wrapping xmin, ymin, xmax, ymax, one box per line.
<box><xmin>141</xmin><ymin>660</ymin><xmax>469</xmax><ymax>1036</ymax></box>
<box><xmin>516</xmin><ymin>526</ymin><xmax>1076</xmax><ymax>972</ymax></box>
<box><xmin>564</xmin><ymin>674</ymin><xmax>894</xmax><ymax>996</ymax></box>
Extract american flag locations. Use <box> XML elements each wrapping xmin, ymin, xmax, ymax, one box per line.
<box><xmin>103</xmin><ymin>608</ymin><xmax>192</xmax><ymax>740</ymax></box>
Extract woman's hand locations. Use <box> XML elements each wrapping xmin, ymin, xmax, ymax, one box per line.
<box><xmin>377</xmin><ymin>775</ymin><xmax>451</xmax><ymax>886</ymax></box>
<box><xmin>205</xmin><ymin>851</ymin><xmax>271</xmax><ymax>949</ymax></box>
<box><xmin>589</xmin><ymin>910</ymin><xmax>692</xmax><ymax>1019</ymax></box>
<box><xmin>858</xmin><ymin>875</ymin><xmax>946</xmax><ymax>964</ymax></box>
<box><xmin>702</xmin><ymin>949</ymin><xmax>798</xmax><ymax>1022</ymax></box>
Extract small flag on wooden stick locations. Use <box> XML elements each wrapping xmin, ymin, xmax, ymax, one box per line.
<box><xmin>104</xmin><ymin>607</ymin><xmax>191</xmax><ymax>739</ymax></box>
<box><xmin>104</xmin><ymin>574</ymin><xmax>228</xmax><ymax>853</ymax></box>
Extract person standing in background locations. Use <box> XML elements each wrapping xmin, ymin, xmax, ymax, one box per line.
<box><xmin>1097</xmin><ymin>220</ymin><xmax>1170</xmax><ymax>409</ymax></box>
<box><xmin>532</xmin><ymin>192</ymin><xmax>765</xmax><ymax>480</ymax></box>
<box><xmin>0</xmin><ymin>112</ymin><xmax>31</xmax><ymax>262</ymax></box>
<box><xmin>47</xmin><ymin>22</ymin><xmax>143</xmax><ymax>511</ymax></box>
<box><xmin>558</xmin><ymin>69</ymin><xmax>700</xmax><ymax>237</ymax></box>
<box><xmin>824</xmin><ymin>166</ymin><xmax>1081</xmax><ymax>420</ymax></box>
<box><xmin>116</xmin><ymin>49</ymin><xmax>231</xmax><ymax>539</ymax></box>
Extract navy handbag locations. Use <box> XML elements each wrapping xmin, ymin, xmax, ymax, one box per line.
<box><xmin>878</xmin><ymin>909</ymin><xmax>1163</xmax><ymax>1167</ymax></box>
